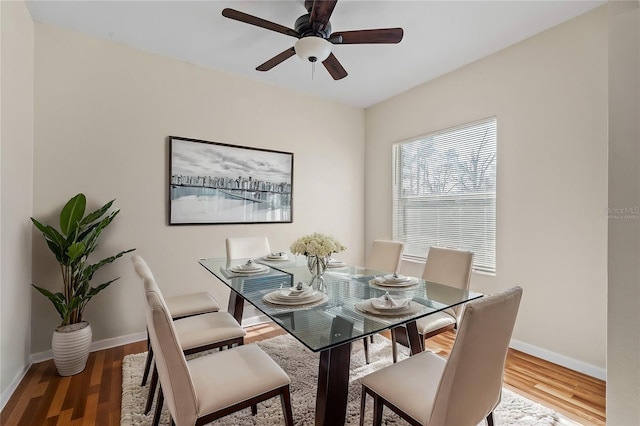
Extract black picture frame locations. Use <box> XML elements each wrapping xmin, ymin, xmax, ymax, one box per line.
<box><xmin>169</xmin><ymin>136</ymin><xmax>293</xmax><ymax>225</ymax></box>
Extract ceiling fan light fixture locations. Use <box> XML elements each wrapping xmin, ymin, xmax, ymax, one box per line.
<box><xmin>294</xmin><ymin>36</ymin><xmax>331</xmax><ymax>63</ymax></box>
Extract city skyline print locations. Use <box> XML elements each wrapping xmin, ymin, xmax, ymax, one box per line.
<box><xmin>169</xmin><ymin>136</ymin><xmax>293</xmax><ymax>225</ymax></box>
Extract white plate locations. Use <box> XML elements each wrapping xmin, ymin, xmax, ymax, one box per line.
<box><xmin>263</xmin><ymin>291</ymin><xmax>328</xmax><ymax>307</ymax></box>
<box><xmin>265</xmin><ymin>253</ymin><xmax>289</xmax><ymax>261</ymax></box>
<box><xmin>227</xmin><ymin>268</ymin><xmax>269</xmax><ymax>276</ymax></box>
<box><xmin>229</xmin><ymin>263</ymin><xmax>268</xmax><ymax>273</ymax></box>
<box><xmin>369</xmin><ymin>277</ymin><xmax>419</xmax><ymax>287</ymax></box>
<box><xmin>270</xmin><ymin>289</ymin><xmax>318</xmax><ymax>303</ymax></box>
<box><xmin>355</xmin><ymin>300</ymin><xmax>424</xmax><ymax>317</ymax></box>
<box><xmin>327</xmin><ymin>259</ymin><xmax>346</xmax><ymax>268</ymax></box>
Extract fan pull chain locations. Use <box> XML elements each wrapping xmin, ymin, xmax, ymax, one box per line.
<box><xmin>312</xmin><ymin>61</ymin><xmax>316</xmax><ymax>80</ymax></box>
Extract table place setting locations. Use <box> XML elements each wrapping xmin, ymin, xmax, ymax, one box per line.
<box><xmin>369</xmin><ymin>273</ymin><xmax>419</xmax><ymax>287</ymax></box>
<box><xmin>355</xmin><ymin>292</ymin><xmax>424</xmax><ymax>317</ymax></box>
<box><xmin>327</xmin><ymin>257</ymin><xmax>347</xmax><ymax>268</ymax></box>
<box><xmin>262</xmin><ymin>282</ymin><xmax>329</xmax><ymax>308</ymax></box>
<box><xmin>261</xmin><ymin>251</ymin><xmax>290</xmax><ymax>261</ymax></box>
<box><xmin>224</xmin><ymin>259</ymin><xmax>270</xmax><ymax>277</ymax></box>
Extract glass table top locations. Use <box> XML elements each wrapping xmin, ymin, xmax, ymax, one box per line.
<box><xmin>199</xmin><ymin>255</ymin><xmax>483</xmax><ymax>353</ymax></box>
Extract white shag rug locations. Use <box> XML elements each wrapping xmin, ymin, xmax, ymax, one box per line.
<box><xmin>121</xmin><ymin>334</ymin><xmax>567</xmax><ymax>426</ymax></box>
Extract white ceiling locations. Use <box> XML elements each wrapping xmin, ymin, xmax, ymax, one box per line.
<box><xmin>25</xmin><ymin>0</ymin><xmax>605</xmax><ymax>108</ymax></box>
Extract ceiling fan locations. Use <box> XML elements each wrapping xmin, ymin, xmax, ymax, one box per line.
<box><xmin>222</xmin><ymin>0</ymin><xmax>404</xmax><ymax>80</ymax></box>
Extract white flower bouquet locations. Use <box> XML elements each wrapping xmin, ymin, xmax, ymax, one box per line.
<box><xmin>290</xmin><ymin>233</ymin><xmax>346</xmax><ymax>258</ymax></box>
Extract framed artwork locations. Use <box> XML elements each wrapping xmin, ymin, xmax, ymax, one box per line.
<box><xmin>169</xmin><ymin>136</ymin><xmax>293</xmax><ymax>225</ymax></box>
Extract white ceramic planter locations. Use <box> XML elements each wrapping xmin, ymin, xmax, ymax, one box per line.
<box><xmin>52</xmin><ymin>321</ymin><xmax>92</xmax><ymax>376</ymax></box>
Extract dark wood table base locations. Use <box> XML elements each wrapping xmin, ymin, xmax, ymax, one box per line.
<box><xmin>229</xmin><ymin>292</ymin><xmax>423</xmax><ymax>426</ymax></box>
<box><xmin>315</xmin><ymin>342</ymin><xmax>352</xmax><ymax>426</ymax></box>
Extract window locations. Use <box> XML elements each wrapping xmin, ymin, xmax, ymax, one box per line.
<box><xmin>392</xmin><ymin>118</ymin><xmax>497</xmax><ymax>273</ymax></box>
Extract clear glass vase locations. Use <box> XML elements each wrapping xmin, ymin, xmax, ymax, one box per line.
<box><xmin>307</xmin><ymin>255</ymin><xmax>329</xmax><ymax>292</ymax></box>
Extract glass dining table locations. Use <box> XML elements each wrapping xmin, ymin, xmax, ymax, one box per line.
<box><xmin>199</xmin><ymin>255</ymin><xmax>483</xmax><ymax>426</ymax></box>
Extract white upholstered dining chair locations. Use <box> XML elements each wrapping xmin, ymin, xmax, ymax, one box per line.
<box><xmin>415</xmin><ymin>247</ymin><xmax>474</xmax><ymax>342</ymax></box>
<box><xmin>138</xmin><ymin>254</ymin><xmax>295</xmax><ymax>426</ymax></box>
<box><xmin>225</xmin><ymin>236</ymin><xmax>297</xmax><ymax>330</ymax></box>
<box><xmin>359</xmin><ymin>286</ymin><xmax>523</xmax><ymax>426</ymax></box>
<box><xmin>225</xmin><ymin>236</ymin><xmax>271</xmax><ymax>260</ymax></box>
<box><xmin>365</xmin><ymin>240</ymin><xmax>405</xmax><ymax>274</ymax></box>
<box><xmin>140</xmin><ymin>291</ymin><xmax>221</xmax><ymax>387</ymax></box>
<box><xmin>139</xmin><ymin>256</ymin><xmax>222</xmax><ymax>387</ymax></box>
<box><xmin>132</xmin><ymin>255</ymin><xmax>247</xmax><ymax>425</ymax></box>
<box><xmin>362</xmin><ymin>240</ymin><xmax>404</xmax><ymax>363</ymax></box>
<box><xmin>389</xmin><ymin>246</ymin><xmax>473</xmax><ymax>362</ymax></box>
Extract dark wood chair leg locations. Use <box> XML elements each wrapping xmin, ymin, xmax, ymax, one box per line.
<box><xmin>486</xmin><ymin>411</ymin><xmax>495</xmax><ymax>426</ymax></box>
<box><xmin>145</xmin><ymin>366</ymin><xmax>158</xmax><ymax>414</ymax></box>
<box><xmin>359</xmin><ymin>387</ymin><xmax>367</xmax><ymax>426</ymax></box>
<box><xmin>152</xmin><ymin>386</ymin><xmax>164</xmax><ymax>426</ymax></box>
<box><xmin>391</xmin><ymin>331</ymin><xmax>398</xmax><ymax>363</ymax></box>
<box><xmin>280</xmin><ymin>386</ymin><xmax>294</xmax><ymax>426</ymax></box>
<box><xmin>369</xmin><ymin>335</ymin><xmax>374</xmax><ymax>343</ymax></box>
<box><xmin>251</xmin><ymin>404</ymin><xmax>257</xmax><ymax>415</ymax></box>
<box><xmin>363</xmin><ymin>337</ymin><xmax>370</xmax><ymax>364</ymax></box>
<box><xmin>141</xmin><ymin>338</ymin><xmax>153</xmax><ymax>386</ymax></box>
<box><xmin>372</xmin><ymin>394</ymin><xmax>383</xmax><ymax>426</ymax></box>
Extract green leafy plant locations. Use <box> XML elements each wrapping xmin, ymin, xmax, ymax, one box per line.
<box><xmin>31</xmin><ymin>193</ymin><xmax>135</xmax><ymax>327</ymax></box>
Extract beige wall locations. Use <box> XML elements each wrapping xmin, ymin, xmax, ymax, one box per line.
<box><xmin>607</xmin><ymin>1</ymin><xmax>640</xmax><ymax>424</ymax></box>
<box><xmin>0</xmin><ymin>0</ymin><xmax>34</xmax><ymax>404</ymax></box>
<box><xmin>31</xmin><ymin>24</ymin><xmax>365</xmax><ymax>353</ymax></box>
<box><xmin>365</xmin><ymin>7</ymin><xmax>608</xmax><ymax>373</ymax></box>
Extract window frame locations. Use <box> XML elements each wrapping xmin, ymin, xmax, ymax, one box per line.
<box><xmin>391</xmin><ymin>117</ymin><xmax>497</xmax><ymax>273</ymax></box>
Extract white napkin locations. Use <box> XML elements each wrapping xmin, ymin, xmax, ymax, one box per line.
<box><xmin>371</xmin><ymin>293</ymin><xmax>410</xmax><ymax>310</ymax></box>
<box><xmin>280</xmin><ymin>285</ymin><xmax>313</xmax><ymax>297</ymax></box>
<box><xmin>373</xmin><ymin>274</ymin><xmax>412</xmax><ymax>284</ymax></box>
<box><xmin>232</xmin><ymin>265</ymin><xmax>264</xmax><ymax>272</ymax></box>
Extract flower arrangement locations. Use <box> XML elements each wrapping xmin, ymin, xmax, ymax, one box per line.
<box><xmin>290</xmin><ymin>233</ymin><xmax>346</xmax><ymax>258</ymax></box>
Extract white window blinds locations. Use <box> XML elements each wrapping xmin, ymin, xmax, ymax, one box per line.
<box><xmin>392</xmin><ymin>117</ymin><xmax>497</xmax><ymax>273</ymax></box>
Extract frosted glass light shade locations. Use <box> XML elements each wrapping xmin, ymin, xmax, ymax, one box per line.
<box><xmin>294</xmin><ymin>37</ymin><xmax>332</xmax><ymax>63</ymax></box>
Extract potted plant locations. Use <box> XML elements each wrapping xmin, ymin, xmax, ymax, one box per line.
<box><xmin>31</xmin><ymin>193</ymin><xmax>135</xmax><ymax>376</ymax></box>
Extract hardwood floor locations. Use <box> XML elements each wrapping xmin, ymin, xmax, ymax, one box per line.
<box><xmin>1</xmin><ymin>323</ymin><xmax>605</xmax><ymax>426</ymax></box>
<box><xmin>421</xmin><ymin>331</ymin><xmax>606</xmax><ymax>426</ymax></box>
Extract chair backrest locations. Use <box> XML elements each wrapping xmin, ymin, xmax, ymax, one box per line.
<box><xmin>225</xmin><ymin>236</ymin><xmax>271</xmax><ymax>260</ymax></box>
<box><xmin>131</xmin><ymin>255</ymin><xmax>199</xmax><ymax>425</ymax></box>
<box><xmin>365</xmin><ymin>240</ymin><xmax>404</xmax><ymax>274</ymax></box>
<box><xmin>422</xmin><ymin>247</ymin><xmax>474</xmax><ymax>289</ymax></box>
<box><xmin>422</xmin><ymin>247</ymin><xmax>473</xmax><ymax>320</ymax></box>
<box><xmin>428</xmin><ymin>286</ymin><xmax>523</xmax><ymax>426</ymax></box>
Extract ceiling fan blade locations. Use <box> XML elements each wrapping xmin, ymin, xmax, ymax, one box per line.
<box><xmin>222</xmin><ymin>8</ymin><xmax>299</xmax><ymax>39</ymax></box>
<box><xmin>309</xmin><ymin>0</ymin><xmax>338</xmax><ymax>31</ymax></box>
<box><xmin>331</xmin><ymin>28</ymin><xmax>404</xmax><ymax>44</ymax></box>
<box><xmin>322</xmin><ymin>53</ymin><xmax>348</xmax><ymax>80</ymax></box>
<box><xmin>256</xmin><ymin>47</ymin><xmax>296</xmax><ymax>71</ymax></box>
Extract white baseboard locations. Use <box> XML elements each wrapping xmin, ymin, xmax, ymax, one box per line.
<box><xmin>26</xmin><ymin>318</ymin><xmax>274</xmax><ymax>365</ymax></box>
<box><xmin>30</xmin><ymin>331</ymin><xmax>148</xmax><ymax>364</ymax></box>
<box><xmin>241</xmin><ymin>314</ymin><xmax>272</xmax><ymax>327</ymax></box>
<box><xmin>1</xmin><ymin>362</ymin><xmax>31</xmax><ymax>411</ymax></box>
<box><xmin>510</xmin><ymin>338</ymin><xmax>606</xmax><ymax>381</ymax></box>
<box><xmin>28</xmin><ymin>317</ymin><xmax>274</xmax><ymax>364</ymax></box>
